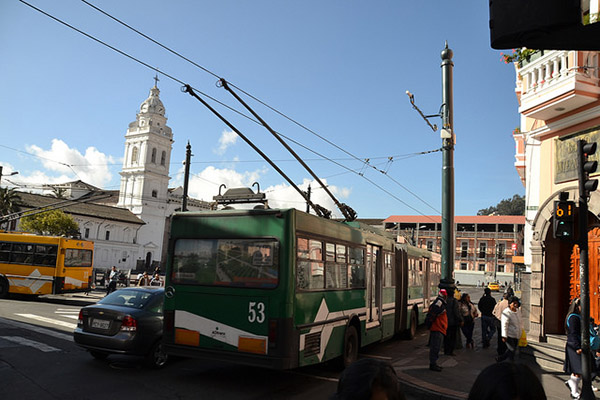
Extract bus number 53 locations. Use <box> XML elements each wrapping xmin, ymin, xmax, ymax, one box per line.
<box><xmin>248</xmin><ymin>302</ymin><xmax>265</xmax><ymax>323</ymax></box>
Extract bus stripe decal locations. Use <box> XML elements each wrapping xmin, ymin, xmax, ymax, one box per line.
<box><xmin>174</xmin><ymin>310</ymin><xmax>267</xmax><ymax>349</ymax></box>
<box><xmin>7</xmin><ymin>269</ymin><xmax>53</xmax><ymax>293</ymax></box>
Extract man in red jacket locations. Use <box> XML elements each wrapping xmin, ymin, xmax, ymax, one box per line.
<box><xmin>429</xmin><ymin>289</ymin><xmax>449</xmax><ymax>371</ymax></box>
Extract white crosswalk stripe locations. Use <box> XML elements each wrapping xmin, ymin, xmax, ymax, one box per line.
<box><xmin>16</xmin><ymin>313</ymin><xmax>77</xmax><ymax>330</ymax></box>
<box><xmin>0</xmin><ymin>336</ymin><xmax>60</xmax><ymax>352</ymax></box>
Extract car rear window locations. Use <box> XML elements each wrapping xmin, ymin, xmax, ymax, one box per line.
<box><xmin>99</xmin><ymin>289</ymin><xmax>156</xmax><ymax>309</ymax></box>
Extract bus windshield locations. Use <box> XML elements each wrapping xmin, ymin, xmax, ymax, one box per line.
<box><xmin>171</xmin><ymin>238</ymin><xmax>279</xmax><ymax>288</ymax></box>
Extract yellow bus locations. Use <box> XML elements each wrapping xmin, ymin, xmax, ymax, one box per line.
<box><xmin>0</xmin><ymin>232</ymin><xmax>94</xmax><ymax>298</ymax></box>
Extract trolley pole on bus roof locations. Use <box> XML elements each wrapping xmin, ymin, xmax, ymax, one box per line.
<box><xmin>439</xmin><ymin>42</ymin><xmax>456</xmax><ymax>293</ymax></box>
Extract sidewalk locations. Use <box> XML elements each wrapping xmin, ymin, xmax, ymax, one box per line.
<box><xmin>386</xmin><ymin>321</ymin><xmax>598</xmax><ymax>400</ymax></box>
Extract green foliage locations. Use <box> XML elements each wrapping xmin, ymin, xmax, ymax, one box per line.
<box><xmin>20</xmin><ymin>209</ymin><xmax>80</xmax><ymax>237</ymax></box>
<box><xmin>501</xmin><ymin>48</ymin><xmax>538</xmax><ymax>64</ymax></box>
<box><xmin>0</xmin><ymin>188</ymin><xmax>22</xmax><ymax>216</ymax></box>
<box><xmin>477</xmin><ymin>194</ymin><xmax>525</xmax><ymax>216</ymax></box>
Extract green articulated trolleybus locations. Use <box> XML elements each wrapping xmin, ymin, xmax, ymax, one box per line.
<box><xmin>163</xmin><ymin>207</ymin><xmax>440</xmax><ymax>369</ymax></box>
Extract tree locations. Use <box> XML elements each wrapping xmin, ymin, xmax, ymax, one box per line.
<box><xmin>0</xmin><ymin>188</ymin><xmax>21</xmax><ymax>216</ymax></box>
<box><xmin>477</xmin><ymin>194</ymin><xmax>525</xmax><ymax>216</ymax></box>
<box><xmin>19</xmin><ymin>209</ymin><xmax>80</xmax><ymax>237</ymax></box>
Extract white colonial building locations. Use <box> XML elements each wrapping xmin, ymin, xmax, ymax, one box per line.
<box><xmin>10</xmin><ymin>81</ymin><xmax>211</xmax><ymax>272</ymax></box>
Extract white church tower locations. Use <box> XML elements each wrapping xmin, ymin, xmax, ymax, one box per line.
<box><xmin>117</xmin><ymin>77</ymin><xmax>173</xmax><ymax>270</ymax></box>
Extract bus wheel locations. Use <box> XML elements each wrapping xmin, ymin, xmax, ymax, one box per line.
<box><xmin>406</xmin><ymin>308</ymin><xmax>418</xmax><ymax>339</ymax></box>
<box><xmin>342</xmin><ymin>325</ymin><xmax>358</xmax><ymax>367</ymax></box>
<box><xmin>146</xmin><ymin>341</ymin><xmax>168</xmax><ymax>369</ymax></box>
<box><xmin>89</xmin><ymin>350</ymin><xmax>109</xmax><ymax>360</ymax></box>
<box><xmin>0</xmin><ymin>279</ymin><xmax>9</xmax><ymax>299</ymax></box>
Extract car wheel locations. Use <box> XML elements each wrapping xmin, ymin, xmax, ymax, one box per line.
<box><xmin>146</xmin><ymin>341</ymin><xmax>168</xmax><ymax>369</ymax></box>
<box><xmin>0</xmin><ymin>279</ymin><xmax>9</xmax><ymax>299</ymax></box>
<box><xmin>89</xmin><ymin>350</ymin><xmax>109</xmax><ymax>360</ymax></box>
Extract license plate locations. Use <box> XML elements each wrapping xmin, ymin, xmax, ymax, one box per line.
<box><xmin>91</xmin><ymin>319</ymin><xmax>110</xmax><ymax>329</ymax></box>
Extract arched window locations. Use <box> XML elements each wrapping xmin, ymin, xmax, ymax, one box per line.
<box><xmin>131</xmin><ymin>146</ymin><xmax>139</xmax><ymax>163</ymax></box>
<box><xmin>160</xmin><ymin>151</ymin><xmax>166</xmax><ymax>166</ymax></box>
<box><xmin>151</xmin><ymin>148</ymin><xmax>157</xmax><ymax>163</ymax></box>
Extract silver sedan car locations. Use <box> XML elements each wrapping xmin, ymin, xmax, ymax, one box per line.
<box><xmin>74</xmin><ymin>286</ymin><xmax>167</xmax><ymax>368</ymax></box>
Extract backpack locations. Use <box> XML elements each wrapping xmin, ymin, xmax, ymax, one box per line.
<box><xmin>567</xmin><ymin>313</ymin><xmax>600</xmax><ymax>351</ymax></box>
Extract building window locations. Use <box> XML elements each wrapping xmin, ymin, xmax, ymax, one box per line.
<box><xmin>84</xmin><ymin>228</ymin><xmax>89</xmax><ymax>239</ymax></box>
<box><xmin>498</xmin><ymin>264</ymin><xmax>505</xmax><ymax>273</ymax></box>
<box><xmin>479</xmin><ymin>242</ymin><xmax>487</xmax><ymax>259</ymax></box>
<box><xmin>460</xmin><ymin>263</ymin><xmax>467</xmax><ymax>270</ymax></box>
<box><xmin>131</xmin><ymin>147</ymin><xmax>138</xmax><ymax>163</ymax></box>
<box><xmin>461</xmin><ymin>242</ymin><xmax>468</xmax><ymax>258</ymax></box>
<box><xmin>160</xmin><ymin>151</ymin><xmax>166</xmax><ymax>166</ymax></box>
<box><xmin>105</xmin><ymin>231</ymin><xmax>110</xmax><ymax>241</ymax></box>
<box><xmin>151</xmin><ymin>190</ymin><xmax>157</xmax><ymax>198</ymax></box>
<box><xmin>479</xmin><ymin>263</ymin><xmax>486</xmax><ymax>271</ymax></box>
<box><xmin>427</xmin><ymin>240</ymin><xmax>434</xmax><ymax>252</ymax></box>
<box><xmin>151</xmin><ymin>148</ymin><xmax>157</xmax><ymax>163</ymax></box>
<box><xmin>497</xmin><ymin>243</ymin><xmax>505</xmax><ymax>259</ymax></box>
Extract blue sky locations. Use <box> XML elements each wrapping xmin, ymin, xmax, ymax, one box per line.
<box><xmin>0</xmin><ymin>1</ymin><xmax>524</xmax><ymax>219</ymax></box>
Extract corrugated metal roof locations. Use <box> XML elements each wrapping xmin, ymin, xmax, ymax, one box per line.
<box><xmin>14</xmin><ymin>191</ymin><xmax>145</xmax><ymax>225</ymax></box>
<box><xmin>383</xmin><ymin>215</ymin><xmax>525</xmax><ymax>224</ymax></box>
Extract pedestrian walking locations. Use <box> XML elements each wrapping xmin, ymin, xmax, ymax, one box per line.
<box><xmin>493</xmin><ymin>292</ymin><xmax>510</xmax><ymax>356</ymax></box>
<box><xmin>564</xmin><ymin>298</ymin><xmax>586</xmax><ymax>399</ymax></box>
<box><xmin>150</xmin><ymin>273</ymin><xmax>162</xmax><ymax>286</ymax></box>
<box><xmin>106</xmin><ymin>266</ymin><xmax>118</xmax><ymax>295</ymax></box>
<box><xmin>444</xmin><ymin>288</ymin><xmax>463</xmax><ymax>356</ymax></box>
<box><xmin>478</xmin><ymin>287</ymin><xmax>497</xmax><ymax>348</ymax></box>
<box><xmin>137</xmin><ymin>271</ymin><xmax>151</xmax><ymax>286</ymax></box>
<box><xmin>428</xmin><ymin>289</ymin><xmax>448</xmax><ymax>372</ymax></box>
<box><xmin>459</xmin><ymin>293</ymin><xmax>478</xmax><ymax>349</ymax></box>
<box><xmin>496</xmin><ymin>296</ymin><xmax>522</xmax><ymax>363</ymax></box>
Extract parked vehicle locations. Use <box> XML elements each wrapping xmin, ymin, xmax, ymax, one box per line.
<box><xmin>74</xmin><ymin>286</ymin><xmax>167</xmax><ymax>368</ymax></box>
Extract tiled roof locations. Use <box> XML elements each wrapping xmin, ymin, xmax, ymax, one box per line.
<box><xmin>383</xmin><ymin>215</ymin><xmax>525</xmax><ymax>224</ymax></box>
<box><xmin>13</xmin><ymin>191</ymin><xmax>145</xmax><ymax>225</ymax></box>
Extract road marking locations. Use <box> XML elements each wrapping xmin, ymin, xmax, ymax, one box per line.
<box><xmin>0</xmin><ymin>336</ymin><xmax>60</xmax><ymax>352</ymax></box>
<box><xmin>0</xmin><ymin>318</ymin><xmax>73</xmax><ymax>342</ymax></box>
<box><xmin>16</xmin><ymin>313</ymin><xmax>77</xmax><ymax>330</ymax></box>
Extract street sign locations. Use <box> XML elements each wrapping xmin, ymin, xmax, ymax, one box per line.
<box><xmin>511</xmin><ymin>243</ymin><xmax>517</xmax><ymax>251</ymax></box>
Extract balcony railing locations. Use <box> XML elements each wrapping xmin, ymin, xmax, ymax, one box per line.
<box><xmin>517</xmin><ymin>50</ymin><xmax>600</xmax><ymax>120</ymax></box>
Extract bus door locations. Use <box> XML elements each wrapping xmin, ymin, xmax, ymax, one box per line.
<box><xmin>366</xmin><ymin>244</ymin><xmax>382</xmax><ymax>329</ymax></box>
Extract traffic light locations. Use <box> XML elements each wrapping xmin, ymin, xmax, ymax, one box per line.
<box><xmin>553</xmin><ymin>200</ymin><xmax>575</xmax><ymax>239</ymax></box>
<box><xmin>578</xmin><ymin>140</ymin><xmax>598</xmax><ymax>199</ymax></box>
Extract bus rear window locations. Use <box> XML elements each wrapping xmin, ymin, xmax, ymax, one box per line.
<box><xmin>65</xmin><ymin>249</ymin><xmax>93</xmax><ymax>267</ymax></box>
<box><xmin>172</xmin><ymin>239</ymin><xmax>279</xmax><ymax>288</ymax></box>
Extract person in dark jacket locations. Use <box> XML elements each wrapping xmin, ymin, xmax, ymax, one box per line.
<box><xmin>564</xmin><ymin>298</ymin><xmax>583</xmax><ymax>399</ymax></box>
<box><xmin>428</xmin><ymin>289</ymin><xmax>448</xmax><ymax>372</ymax></box>
<box><xmin>444</xmin><ymin>288</ymin><xmax>463</xmax><ymax>356</ymax></box>
<box><xmin>478</xmin><ymin>288</ymin><xmax>497</xmax><ymax>348</ymax></box>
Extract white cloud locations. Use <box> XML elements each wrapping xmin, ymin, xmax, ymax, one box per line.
<box><xmin>215</xmin><ymin>130</ymin><xmax>238</xmax><ymax>155</ymax></box>
<box><xmin>25</xmin><ymin>139</ymin><xmax>115</xmax><ymax>188</ymax></box>
<box><xmin>265</xmin><ymin>178</ymin><xmax>352</xmax><ymax>218</ymax></box>
<box><xmin>187</xmin><ymin>165</ymin><xmax>268</xmax><ymax>202</ymax></box>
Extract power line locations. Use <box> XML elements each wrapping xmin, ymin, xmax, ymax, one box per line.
<box><xmin>78</xmin><ymin>0</ymin><xmax>439</xmax><ymax>214</ymax></box>
<box><xmin>18</xmin><ymin>0</ymin><xmax>439</xmax><ymax>218</ymax></box>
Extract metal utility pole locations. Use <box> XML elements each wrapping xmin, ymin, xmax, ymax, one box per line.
<box><xmin>439</xmin><ymin>42</ymin><xmax>455</xmax><ymax>292</ymax></box>
<box><xmin>577</xmin><ymin>139</ymin><xmax>597</xmax><ymax>400</ymax></box>
<box><xmin>182</xmin><ymin>141</ymin><xmax>192</xmax><ymax>212</ymax></box>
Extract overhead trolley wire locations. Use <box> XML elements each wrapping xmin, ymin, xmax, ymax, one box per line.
<box><xmin>19</xmin><ymin>0</ymin><xmax>439</xmax><ymax>219</ymax></box>
<box><xmin>78</xmin><ymin>0</ymin><xmax>440</xmax><ymax>214</ymax></box>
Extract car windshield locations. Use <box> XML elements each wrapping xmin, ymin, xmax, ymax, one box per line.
<box><xmin>99</xmin><ymin>289</ymin><xmax>156</xmax><ymax>309</ymax></box>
